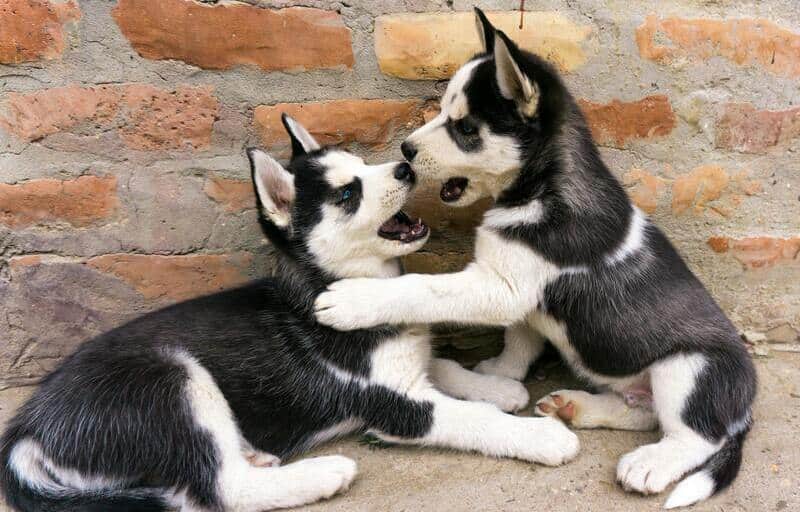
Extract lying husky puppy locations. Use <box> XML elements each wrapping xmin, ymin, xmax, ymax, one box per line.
<box><xmin>315</xmin><ymin>9</ymin><xmax>756</xmax><ymax>509</ymax></box>
<box><xmin>1</xmin><ymin>115</ymin><xmax>577</xmax><ymax>512</ymax></box>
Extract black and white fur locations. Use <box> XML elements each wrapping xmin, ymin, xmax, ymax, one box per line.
<box><xmin>0</xmin><ymin>115</ymin><xmax>579</xmax><ymax>512</ymax></box>
<box><xmin>314</xmin><ymin>9</ymin><xmax>756</xmax><ymax>509</ymax></box>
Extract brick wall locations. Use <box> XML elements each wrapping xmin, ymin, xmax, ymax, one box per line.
<box><xmin>1</xmin><ymin>0</ymin><xmax>798</xmax><ymax>389</ymax></box>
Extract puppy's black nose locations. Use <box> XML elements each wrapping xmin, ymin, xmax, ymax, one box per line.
<box><xmin>394</xmin><ymin>162</ymin><xmax>415</xmax><ymax>183</ymax></box>
<box><xmin>401</xmin><ymin>140</ymin><xmax>418</xmax><ymax>161</ymax></box>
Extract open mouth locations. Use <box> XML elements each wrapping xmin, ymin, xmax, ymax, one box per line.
<box><xmin>440</xmin><ymin>177</ymin><xmax>469</xmax><ymax>202</ymax></box>
<box><xmin>378</xmin><ymin>210</ymin><xmax>428</xmax><ymax>243</ymax></box>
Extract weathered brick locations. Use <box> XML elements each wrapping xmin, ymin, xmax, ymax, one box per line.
<box><xmin>637</xmin><ymin>16</ymin><xmax>800</xmax><ymax>78</ymax></box>
<box><xmin>0</xmin><ymin>85</ymin><xmax>117</xmax><ymax>141</ymax></box>
<box><xmin>117</xmin><ymin>84</ymin><xmax>218</xmax><ymax>151</ymax></box>
<box><xmin>708</xmin><ymin>236</ymin><xmax>800</xmax><ymax>269</ymax></box>
<box><xmin>375</xmin><ymin>11</ymin><xmax>591</xmax><ymax>80</ymax></box>
<box><xmin>715</xmin><ymin>103</ymin><xmax>800</xmax><ymax>154</ymax></box>
<box><xmin>579</xmin><ymin>95</ymin><xmax>676</xmax><ymax>147</ymax></box>
<box><xmin>0</xmin><ymin>175</ymin><xmax>118</xmax><ymax>228</ymax></box>
<box><xmin>112</xmin><ymin>0</ymin><xmax>353</xmax><ymax>72</ymax></box>
<box><xmin>204</xmin><ymin>176</ymin><xmax>254</xmax><ymax>213</ymax></box>
<box><xmin>2</xmin><ymin>256</ymin><xmax>147</xmax><ymax>386</ymax></box>
<box><xmin>87</xmin><ymin>253</ymin><xmax>254</xmax><ymax>302</ymax></box>
<box><xmin>0</xmin><ymin>0</ymin><xmax>80</xmax><ymax>64</ymax></box>
<box><xmin>671</xmin><ymin>165</ymin><xmax>760</xmax><ymax>217</ymax></box>
<box><xmin>254</xmin><ymin>99</ymin><xmax>429</xmax><ymax>154</ymax></box>
<box><xmin>0</xmin><ymin>84</ymin><xmax>218</xmax><ymax>150</ymax></box>
<box><xmin>622</xmin><ymin>168</ymin><xmax>668</xmax><ymax>214</ymax></box>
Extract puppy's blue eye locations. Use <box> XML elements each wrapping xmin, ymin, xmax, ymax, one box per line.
<box><xmin>341</xmin><ymin>189</ymin><xmax>352</xmax><ymax>201</ymax></box>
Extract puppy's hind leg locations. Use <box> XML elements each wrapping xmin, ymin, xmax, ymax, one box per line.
<box><xmin>617</xmin><ymin>351</ymin><xmax>754</xmax><ymax>507</ymax></box>
<box><xmin>534</xmin><ymin>390</ymin><xmax>658</xmax><ymax>431</ymax></box>
<box><xmin>430</xmin><ymin>358</ymin><xmax>529</xmax><ymax>412</ymax></box>
<box><xmin>176</xmin><ymin>352</ymin><xmax>356</xmax><ymax>511</ymax></box>
<box><xmin>474</xmin><ymin>322</ymin><xmax>544</xmax><ymax>381</ymax></box>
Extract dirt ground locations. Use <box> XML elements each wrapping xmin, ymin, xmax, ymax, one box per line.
<box><xmin>1</xmin><ymin>353</ymin><xmax>797</xmax><ymax>512</ymax></box>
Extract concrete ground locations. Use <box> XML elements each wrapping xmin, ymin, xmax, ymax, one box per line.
<box><xmin>1</xmin><ymin>352</ymin><xmax>798</xmax><ymax>512</ymax></box>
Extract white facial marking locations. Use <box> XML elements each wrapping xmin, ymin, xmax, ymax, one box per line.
<box><xmin>318</xmin><ymin>151</ymin><xmax>364</xmax><ymax>189</ymax></box>
<box><xmin>404</xmin><ymin>57</ymin><xmax>524</xmax><ymax>205</ymax></box>
<box><xmin>305</xmin><ymin>154</ymin><xmax>428</xmax><ymax>279</ymax></box>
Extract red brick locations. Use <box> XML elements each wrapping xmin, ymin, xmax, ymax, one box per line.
<box><xmin>112</xmin><ymin>0</ymin><xmax>353</xmax><ymax>72</ymax></box>
<box><xmin>671</xmin><ymin>166</ymin><xmax>760</xmax><ymax>217</ymax></box>
<box><xmin>622</xmin><ymin>168</ymin><xmax>668</xmax><ymax>214</ymax></box>
<box><xmin>637</xmin><ymin>16</ymin><xmax>800</xmax><ymax>78</ymax></box>
<box><xmin>117</xmin><ymin>84</ymin><xmax>218</xmax><ymax>150</ymax></box>
<box><xmin>579</xmin><ymin>95</ymin><xmax>676</xmax><ymax>147</ymax></box>
<box><xmin>0</xmin><ymin>85</ymin><xmax>117</xmax><ymax>141</ymax></box>
<box><xmin>715</xmin><ymin>103</ymin><xmax>800</xmax><ymax>154</ymax></box>
<box><xmin>87</xmin><ymin>253</ymin><xmax>254</xmax><ymax>302</ymax></box>
<box><xmin>0</xmin><ymin>84</ymin><xmax>218</xmax><ymax>150</ymax></box>
<box><xmin>375</xmin><ymin>11</ymin><xmax>591</xmax><ymax>80</ymax></box>
<box><xmin>204</xmin><ymin>176</ymin><xmax>254</xmax><ymax>213</ymax></box>
<box><xmin>254</xmin><ymin>99</ymin><xmax>430</xmax><ymax>155</ymax></box>
<box><xmin>0</xmin><ymin>0</ymin><xmax>80</xmax><ymax>64</ymax></box>
<box><xmin>0</xmin><ymin>175</ymin><xmax>118</xmax><ymax>228</ymax></box>
<box><xmin>707</xmin><ymin>236</ymin><xmax>800</xmax><ymax>269</ymax></box>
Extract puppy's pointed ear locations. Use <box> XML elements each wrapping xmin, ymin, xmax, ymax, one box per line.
<box><xmin>494</xmin><ymin>31</ymin><xmax>539</xmax><ymax>116</ymax></box>
<box><xmin>247</xmin><ymin>148</ymin><xmax>295</xmax><ymax>228</ymax></box>
<box><xmin>281</xmin><ymin>113</ymin><xmax>320</xmax><ymax>158</ymax></box>
<box><xmin>474</xmin><ymin>7</ymin><xmax>496</xmax><ymax>53</ymax></box>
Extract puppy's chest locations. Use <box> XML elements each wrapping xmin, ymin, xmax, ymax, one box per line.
<box><xmin>368</xmin><ymin>326</ymin><xmax>432</xmax><ymax>392</ymax></box>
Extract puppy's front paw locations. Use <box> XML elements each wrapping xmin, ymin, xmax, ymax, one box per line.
<box><xmin>474</xmin><ymin>356</ymin><xmax>527</xmax><ymax>381</ymax></box>
<box><xmin>467</xmin><ymin>375</ymin><xmax>530</xmax><ymax>412</ymax></box>
<box><xmin>314</xmin><ymin>279</ymin><xmax>386</xmax><ymax>330</ymax></box>
<box><xmin>510</xmin><ymin>417</ymin><xmax>580</xmax><ymax>466</ymax></box>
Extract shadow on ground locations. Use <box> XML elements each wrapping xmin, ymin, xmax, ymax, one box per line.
<box><xmin>1</xmin><ymin>352</ymin><xmax>797</xmax><ymax>512</ymax></box>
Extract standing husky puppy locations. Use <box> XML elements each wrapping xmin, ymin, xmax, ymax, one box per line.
<box><xmin>1</xmin><ymin>115</ymin><xmax>578</xmax><ymax>512</ymax></box>
<box><xmin>315</xmin><ymin>9</ymin><xmax>756</xmax><ymax>509</ymax></box>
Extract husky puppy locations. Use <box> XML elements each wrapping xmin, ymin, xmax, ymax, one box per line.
<box><xmin>315</xmin><ymin>9</ymin><xmax>756</xmax><ymax>509</ymax></box>
<box><xmin>1</xmin><ymin>115</ymin><xmax>578</xmax><ymax>512</ymax></box>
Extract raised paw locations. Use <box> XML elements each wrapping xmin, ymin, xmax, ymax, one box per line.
<box><xmin>314</xmin><ymin>279</ymin><xmax>387</xmax><ymax>331</ymax></box>
<box><xmin>474</xmin><ymin>356</ymin><xmax>527</xmax><ymax>381</ymax></box>
<box><xmin>534</xmin><ymin>390</ymin><xmax>586</xmax><ymax>425</ymax></box>
<box><xmin>244</xmin><ymin>448</ymin><xmax>281</xmax><ymax>467</ymax></box>
<box><xmin>508</xmin><ymin>416</ymin><xmax>580</xmax><ymax>466</ymax></box>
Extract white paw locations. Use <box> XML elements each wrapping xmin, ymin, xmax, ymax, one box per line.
<box><xmin>534</xmin><ymin>389</ymin><xmax>587</xmax><ymax>425</ymax></box>
<box><xmin>465</xmin><ymin>375</ymin><xmax>530</xmax><ymax>412</ymax></box>
<box><xmin>617</xmin><ymin>441</ymin><xmax>689</xmax><ymax>495</ymax></box>
<box><xmin>474</xmin><ymin>357</ymin><xmax>527</xmax><ymax>381</ymax></box>
<box><xmin>244</xmin><ymin>448</ymin><xmax>281</xmax><ymax>467</ymax></box>
<box><xmin>509</xmin><ymin>416</ymin><xmax>580</xmax><ymax>466</ymax></box>
<box><xmin>294</xmin><ymin>455</ymin><xmax>358</xmax><ymax>499</ymax></box>
<box><xmin>314</xmin><ymin>279</ymin><xmax>387</xmax><ymax>330</ymax></box>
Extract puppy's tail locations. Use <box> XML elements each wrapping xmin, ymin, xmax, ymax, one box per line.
<box><xmin>1</xmin><ymin>425</ymin><xmax>169</xmax><ymax>512</ymax></box>
<box><xmin>663</xmin><ymin>428</ymin><xmax>749</xmax><ymax>509</ymax></box>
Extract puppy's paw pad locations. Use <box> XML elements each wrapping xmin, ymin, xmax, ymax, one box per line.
<box><xmin>534</xmin><ymin>391</ymin><xmax>581</xmax><ymax>424</ymax></box>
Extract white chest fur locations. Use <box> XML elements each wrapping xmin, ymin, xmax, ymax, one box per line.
<box><xmin>368</xmin><ymin>327</ymin><xmax>433</xmax><ymax>394</ymax></box>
